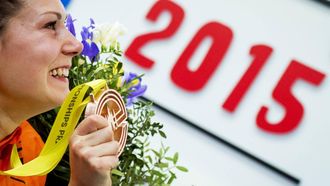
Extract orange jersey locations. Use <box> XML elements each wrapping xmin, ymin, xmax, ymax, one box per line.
<box><xmin>0</xmin><ymin>121</ymin><xmax>46</xmax><ymax>186</ymax></box>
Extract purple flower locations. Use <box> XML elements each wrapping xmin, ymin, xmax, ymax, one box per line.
<box><xmin>80</xmin><ymin>19</ymin><xmax>99</xmax><ymax>61</ymax></box>
<box><xmin>89</xmin><ymin>18</ymin><xmax>95</xmax><ymax>29</ymax></box>
<box><xmin>65</xmin><ymin>14</ymin><xmax>76</xmax><ymax>36</ymax></box>
<box><xmin>125</xmin><ymin>72</ymin><xmax>147</xmax><ymax>106</ymax></box>
<box><xmin>81</xmin><ymin>40</ymin><xmax>99</xmax><ymax>61</ymax></box>
<box><xmin>81</xmin><ymin>26</ymin><xmax>92</xmax><ymax>41</ymax></box>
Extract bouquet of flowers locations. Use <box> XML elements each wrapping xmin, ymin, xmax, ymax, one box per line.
<box><xmin>29</xmin><ymin>15</ymin><xmax>187</xmax><ymax>185</ymax></box>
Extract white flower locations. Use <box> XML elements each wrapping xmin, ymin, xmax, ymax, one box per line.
<box><xmin>92</xmin><ymin>22</ymin><xmax>127</xmax><ymax>47</ymax></box>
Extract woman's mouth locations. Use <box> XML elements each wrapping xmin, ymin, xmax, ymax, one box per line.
<box><xmin>49</xmin><ymin>67</ymin><xmax>70</xmax><ymax>78</ymax></box>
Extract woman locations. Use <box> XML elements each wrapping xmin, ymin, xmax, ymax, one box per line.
<box><xmin>0</xmin><ymin>0</ymin><xmax>119</xmax><ymax>185</ymax></box>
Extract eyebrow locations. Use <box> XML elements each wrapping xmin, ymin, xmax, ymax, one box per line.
<box><xmin>41</xmin><ymin>11</ymin><xmax>67</xmax><ymax>21</ymax></box>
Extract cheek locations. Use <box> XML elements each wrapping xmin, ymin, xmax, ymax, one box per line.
<box><xmin>0</xmin><ymin>64</ymin><xmax>35</xmax><ymax>99</ymax></box>
<box><xmin>12</xmin><ymin>56</ymin><xmax>45</xmax><ymax>81</ymax></box>
<box><xmin>29</xmin><ymin>43</ymin><xmax>61</xmax><ymax>66</ymax></box>
<box><xmin>15</xmin><ymin>33</ymin><xmax>61</xmax><ymax>65</ymax></box>
<box><xmin>7</xmin><ymin>64</ymin><xmax>40</xmax><ymax>89</ymax></box>
<box><xmin>16</xmin><ymin>46</ymin><xmax>61</xmax><ymax>84</ymax></box>
<box><xmin>8</xmin><ymin>41</ymin><xmax>59</xmax><ymax>73</ymax></box>
<box><xmin>2</xmin><ymin>52</ymin><xmax>51</xmax><ymax>92</ymax></box>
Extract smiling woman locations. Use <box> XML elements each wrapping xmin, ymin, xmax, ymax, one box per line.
<box><xmin>0</xmin><ymin>0</ymin><xmax>120</xmax><ymax>186</ymax></box>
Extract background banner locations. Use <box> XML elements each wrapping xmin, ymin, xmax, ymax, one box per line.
<box><xmin>67</xmin><ymin>0</ymin><xmax>330</xmax><ymax>185</ymax></box>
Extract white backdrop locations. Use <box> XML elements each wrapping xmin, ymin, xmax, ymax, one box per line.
<box><xmin>68</xmin><ymin>0</ymin><xmax>330</xmax><ymax>185</ymax></box>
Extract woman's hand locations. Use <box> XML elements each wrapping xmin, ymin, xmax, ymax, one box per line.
<box><xmin>68</xmin><ymin>115</ymin><xmax>119</xmax><ymax>186</ymax></box>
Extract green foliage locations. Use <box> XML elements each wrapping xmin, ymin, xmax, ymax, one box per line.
<box><xmin>111</xmin><ymin>101</ymin><xmax>188</xmax><ymax>185</ymax></box>
<box><xmin>29</xmin><ymin>40</ymin><xmax>187</xmax><ymax>185</ymax></box>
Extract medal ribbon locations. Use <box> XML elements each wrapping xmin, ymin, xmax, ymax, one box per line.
<box><xmin>0</xmin><ymin>79</ymin><xmax>114</xmax><ymax>176</ymax></box>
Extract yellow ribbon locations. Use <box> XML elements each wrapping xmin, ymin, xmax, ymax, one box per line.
<box><xmin>0</xmin><ymin>79</ymin><xmax>108</xmax><ymax>176</ymax></box>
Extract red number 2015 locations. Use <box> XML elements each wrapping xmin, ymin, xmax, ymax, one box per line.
<box><xmin>125</xmin><ymin>0</ymin><xmax>326</xmax><ymax>134</ymax></box>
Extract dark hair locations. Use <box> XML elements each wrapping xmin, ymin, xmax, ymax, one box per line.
<box><xmin>0</xmin><ymin>0</ymin><xmax>25</xmax><ymax>35</ymax></box>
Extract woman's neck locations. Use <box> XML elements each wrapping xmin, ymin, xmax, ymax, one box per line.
<box><xmin>0</xmin><ymin>107</ymin><xmax>24</xmax><ymax>140</ymax></box>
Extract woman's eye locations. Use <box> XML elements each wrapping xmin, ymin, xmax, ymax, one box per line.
<box><xmin>44</xmin><ymin>21</ymin><xmax>57</xmax><ymax>30</ymax></box>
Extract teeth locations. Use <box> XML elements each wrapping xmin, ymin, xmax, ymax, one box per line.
<box><xmin>50</xmin><ymin>67</ymin><xmax>69</xmax><ymax>78</ymax></box>
<box><xmin>52</xmin><ymin>69</ymin><xmax>57</xmax><ymax>76</ymax></box>
<box><xmin>63</xmin><ymin>68</ymin><xmax>69</xmax><ymax>77</ymax></box>
<box><xmin>58</xmin><ymin>68</ymin><xmax>63</xmax><ymax>76</ymax></box>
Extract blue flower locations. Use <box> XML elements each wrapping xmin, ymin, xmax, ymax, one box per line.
<box><xmin>81</xmin><ymin>40</ymin><xmax>99</xmax><ymax>61</ymax></box>
<box><xmin>61</xmin><ymin>0</ymin><xmax>72</xmax><ymax>8</ymax></box>
<box><xmin>125</xmin><ymin>73</ymin><xmax>147</xmax><ymax>106</ymax></box>
<box><xmin>80</xmin><ymin>19</ymin><xmax>99</xmax><ymax>62</ymax></box>
<box><xmin>65</xmin><ymin>14</ymin><xmax>76</xmax><ymax>36</ymax></box>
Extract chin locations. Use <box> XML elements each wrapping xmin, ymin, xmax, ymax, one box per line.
<box><xmin>58</xmin><ymin>89</ymin><xmax>70</xmax><ymax>104</ymax></box>
<box><xmin>48</xmin><ymin>88</ymin><xmax>70</xmax><ymax>108</ymax></box>
<box><xmin>48</xmin><ymin>75</ymin><xmax>70</xmax><ymax>102</ymax></box>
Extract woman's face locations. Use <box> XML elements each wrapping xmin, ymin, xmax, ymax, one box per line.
<box><xmin>0</xmin><ymin>0</ymin><xmax>83</xmax><ymax>115</ymax></box>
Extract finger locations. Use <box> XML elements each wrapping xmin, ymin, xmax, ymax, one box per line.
<box><xmin>90</xmin><ymin>156</ymin><xmax>119</xmax><ymax>171</ymax></box>
<box><xmin>82</xmin><ymin>141</ymin><xmax>120</xmax><ymax>158</ymax></box>
<box><xmin>75</xmin><ymin>115</ymin><xmax>108</xmax><ymax>136</ymax></box>
<box><xmin>81</xmin><ymin>125</ymin><xmax>114</xmax><ymax>146</ymax></box>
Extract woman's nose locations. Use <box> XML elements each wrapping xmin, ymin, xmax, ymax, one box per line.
<box><xmin>62</xmin><ymin>31</ymin><xmax>83</xmax><ymax>57</ymax></box>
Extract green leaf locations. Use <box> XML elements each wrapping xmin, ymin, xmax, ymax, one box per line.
<box><xmin>165</xmin><ymin>157</ymin><xmax>174</xmax><ymax>162</ymax></box>
<box><xmin>156</xmin><ymin>162</ymin><xmax>169</xmax><ymax>168</ymax></box>
<box><xmin>151</xmin><ymin>170</ymin><xmax>164</xmax><ymax>177</ymax></box>
<box><xmin>167</xmin><ymin>173</ymin><xmax>176</xmax><ymax>185</ymax></box>
<box><xmin>111</xmin><ymin>169</ymin><xmax>124</xmax><ymax>177</ymax></box>
<box><xmin>173</xmin><ymin>152</ymin><xmax>179</xmax><ymax>164</ymax></box>
<box><xmin>151</xmin><ymin>149</ymin><xmax>161</xmax><ymax>158</ymax></box>
<box><xmin>159</xmin><ymin>148</ymin><xmax>164</xmax><ymax>157</ymax></box>
<box><xmin>145</xmin><ymin>155</ymin><xmax>153</xmax><ymax>164</ymax></box>
<box><xmin>164</xmin><ymin>146</ymin><xmax>170</xmax><ymax>153</ymax></box>
<box><xmin>159</xmin><ymin>130</ymin><xmax>167</xmax><ymax>138</ymax></box>
<box><xmin>176</xmin><ymin>166</ymin><xmax>188</xmax><ymax>172</ymax></box>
